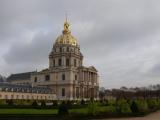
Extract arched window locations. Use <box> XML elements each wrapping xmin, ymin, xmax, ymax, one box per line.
<box><xmin>62</xmin><ymin>74</ymin><xmax>65</xmax><ymax>80</ymax></box>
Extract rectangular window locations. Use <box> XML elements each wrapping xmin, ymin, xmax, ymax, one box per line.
<box><xmin>45</xmin><ymin>75</ymin><xmax>50</xmax><ymax>81</ymax></box>
<box><xmin>58</xmin><ymin>59</ymin><xmax>62</xmax><ymax>66</ymax></box>
<box><xmin>84</xmin><ymin>88</ymin><xmax>87</xmax><ymax>98</ymax></box>
<box><xmin>75</xmin><ymin>75</ymin><xmax>77</xmax><ymax>80</ymax></box>
<box><xmin>62</xmin><ymin>74</ymin><xmax>65</xmax><ymax>80</ymax></box>
<box><xmin>60</xmin><ymin>47</ymin><xmax>62</xmax><ymax>52</ymax></box>
<box><xmin>62</xmin><ymin>88</ymin><xmax>65</xmax><ymax>97</ymax></box>
<box><xmin>5</xmin><ymin>95</ymin><xmax>8</xmax><ymax>99</ymax></box>
<box><xmin>66</xmin><ymin>59</ymin><xmax>69</xmax><ymax>66</ymax></box>
<box><xmin>11</xmin><ymin>95</ymin><xmax>14</xmax><ymax>99</ymax></box>
<box><xmin>67</xmin><ymin>47</ymin><xmax>69</xmax><ymax>52</ymax></box>
<box><xmin>74</xmin><ymin>59</ymin><xmax>76</xmax><ymax>67</ymax></box>
<box><xmin>34</xmin><ymin>77</ymin><xmax>37</xmax><ymax>82</ymax></box>
<box><xmin>76</xmin><ymin>87</ymin><xmax>79</xmax><ymax>98</ymax></box>
<box><xmin>53</xmin><ymin>59</ymin><xmax>55</xmax><ymax>67</ymax></box>
<box><xmin>27</xmin><ymin>95</ymin><xmax>29</xmax><ymax>99</ymax></box>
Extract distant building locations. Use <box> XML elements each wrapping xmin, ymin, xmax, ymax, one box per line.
<box><xmin>0</xmin><ymin>82</ymin><xmax>56</xmax><ymax>100</ymax></box>
<box><xmin>6</xmin><ymin>20</ymin><xmax>99</xmax><ymax>100</ymax></box>
<box><xmin>7</xmin><ymin>72</ymin><xmax>36</xmax><ymax>85</ymax></box>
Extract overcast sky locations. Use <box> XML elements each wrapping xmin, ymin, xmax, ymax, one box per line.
<box><xmin>0</xmin><ymin>0</ymin><xmax>160</xmax><ymax>88</ymax></box>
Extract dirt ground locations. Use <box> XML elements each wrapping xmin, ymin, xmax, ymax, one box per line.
<box><xmin>105</xmin><ymin>111</ymin><xmax>160</xmax><ymax>120</ymax></box>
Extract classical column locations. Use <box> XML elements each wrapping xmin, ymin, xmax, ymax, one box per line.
<box><xmin>74</xmin><ymin>86</ymin><xmax>76</xmax><ymax>99</ymax></box>
<box><xmin>89</xmin><ymin>72</ymin><xmax>90</xmax><ymax>82</ymax></box>
<box><xmin>82</xmin><ymin>87</ymin><xmax>84</xmax><ymax>99</ymax></box>
<box><xmin>84</xmin><ymin>71</ymin><xmax>86</xmax><ymax>81</ymax></box>
<box><xmin>82</xmin><ymin>71</ymin><xmax>84</xmax><ymax>81</ymax></box>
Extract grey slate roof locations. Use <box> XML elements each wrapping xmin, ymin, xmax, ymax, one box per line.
<box><xmin>7</xmin><ymin>71</ymin><xmax>36</xmax><ymax>82</ymax></box>
<box><xmin>0</xmin><ymin>82</ymin><xmax>52</xmax><ymax>94</ymax></box>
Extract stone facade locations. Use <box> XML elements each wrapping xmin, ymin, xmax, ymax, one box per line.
<box><xmin>7</xmin><ymin>20</ymin><xmax>99</xmax><ymax>100</ymax></box>
<box><xmin>0</xmin><ymin>83</ymin><xmax>56</xmax><ymax>100</ymax></box>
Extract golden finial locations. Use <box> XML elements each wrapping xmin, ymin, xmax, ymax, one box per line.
<box><xmin>63</xmin><ymin>13</ymin><xmax>70</xmax><ymax>34</ymax></box>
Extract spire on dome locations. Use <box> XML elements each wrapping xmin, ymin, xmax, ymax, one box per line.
<box><xmin>63</xmin><ymin>13</ymin><xmax>70</xmax><ymax>34</ymax></box>
<box><xmin>54</xmin><ymin>16</ymin><xmax>78</xmax><ymax>47</ymax></box>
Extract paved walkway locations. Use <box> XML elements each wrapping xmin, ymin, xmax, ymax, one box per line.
<box><xmin>97</xmin><ymin>111</ymin><xmax>160</xmax><ymax>120</ymax></box>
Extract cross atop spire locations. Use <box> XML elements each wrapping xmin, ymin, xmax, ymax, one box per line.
<box><xmin>65</xmin><ymin>12</ymin><xmax>68</xmax><ymax>23</ymax></box>
<box><xmin>63</xmin><ymin>13</ymin><xmax>70</xmax><ymax>34</ymax></box>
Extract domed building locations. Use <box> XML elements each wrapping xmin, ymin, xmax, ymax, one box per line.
<box><xmin>7</xmin><ymin>20</ymin><xmax>99</xmax><ymax>100</ymax></box>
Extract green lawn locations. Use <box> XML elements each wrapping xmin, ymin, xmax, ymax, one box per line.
<box><xmin>0</xmin><ymin>106</ymin><xmax>116</xmax><ymax>115</ymax></box>
<box><xmin>0</xmin><ymin>109</ymin><xmax>58</xmax><ymax>114</ymax></box>
<box><xmin>69</xmin><ymin>108</ymin><xmax>88</xmax><ymax>115</ymax></box>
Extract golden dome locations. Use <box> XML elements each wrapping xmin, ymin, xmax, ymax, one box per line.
<box><xmin>55</xmin><ymin>20</ymin><xmax>78</xmax><ymax>46</ymax></box>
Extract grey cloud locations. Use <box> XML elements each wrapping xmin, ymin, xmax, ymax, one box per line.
<box><xmin>0</xmin><ymin>0</ymin><xmax>160</xmax><ymax>88</ymax></box>
<box><xmin>3</xmin><ymin>31</ymin><xmax>53</xmax><ymax>65</ymax></box>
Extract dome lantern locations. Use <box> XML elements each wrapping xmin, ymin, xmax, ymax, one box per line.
<box><xmin>54</xmin><ymin>19</ymin><xmax>78</xmax><ymax>47</ymax></box>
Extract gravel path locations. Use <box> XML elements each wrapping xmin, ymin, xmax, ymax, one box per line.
<box><xmin>96</xmin><ymin>111</ymin><xmax>160</xmax><ymax>120</ymax></box>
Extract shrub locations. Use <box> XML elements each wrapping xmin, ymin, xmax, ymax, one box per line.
<box><xmin>136</xmin><ymin>99</ymin><xmax>149</xmax><ymax>113</ymax></box>
<box><xmin>130</xmin><ymin>101</ymin><xmax>139</xmax><ymax>113</ymax></box>
<box><xmin>32</xmin><ymin>100</ymin><xmax>38</xmax><ymax>107</ymax></box>
<box><xmin>87</xmin><ymin>102</ymin><xmax>98</xmax><ymax>116</ymax></box>
<box><xmin>58</xmin><ymin>101</ymin><xmax>69</xmax><ymax>115</ymax></box>
<box><xmin>108</xmin><ymin>99</ymin><xmax>116</xmax><ymax>106</ymax></box>
<box><xmin>81</xmin><ymin>99</ymin><xmax>85</xmax><ymax>105</ymax></box>
<box><xmin>116</xmin><ymin>99</ymin><xmax>132</xmax><ymax>114</ymax></box>
<box><xmin>0</xmin><ymin>100</ymin><xmax>6</xmax><ymax>105</ymax></box>
<box><xmin>99</xmin><ymin>106</ymin><xmax>117</xmax><ymax>114</ymax></box>
<box><xmin>14</xmin><ymin>100</ymin><xmax>29</xmax><ymax>106</ymax></box>
<box><xmin>6</xmin><ymin>100</ymin><xmax>14</xmax><ymax>106</ymax></box>
<box><xmin>66</xmin><ymin>100</ymin><xmax>72</xmax><ymax>108</ymax></box>
<box><xmin>157</xmin><ymin>99</ymin><xmax>160</xmax><ymax>109</ymax></box>
<box><xmin>52</xmin><ymin>100</ymin><xmax>58</xmax><ymax>106</ymax></box>
<box><xmin>41</xmin><ymin>100</ymin><xmax>46</xmax><ymax>107</ymax></box>
<box><xmin>147</xmin><ymin>99</ymin><xmax>158</xmax><ymax>110</ymax></box>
